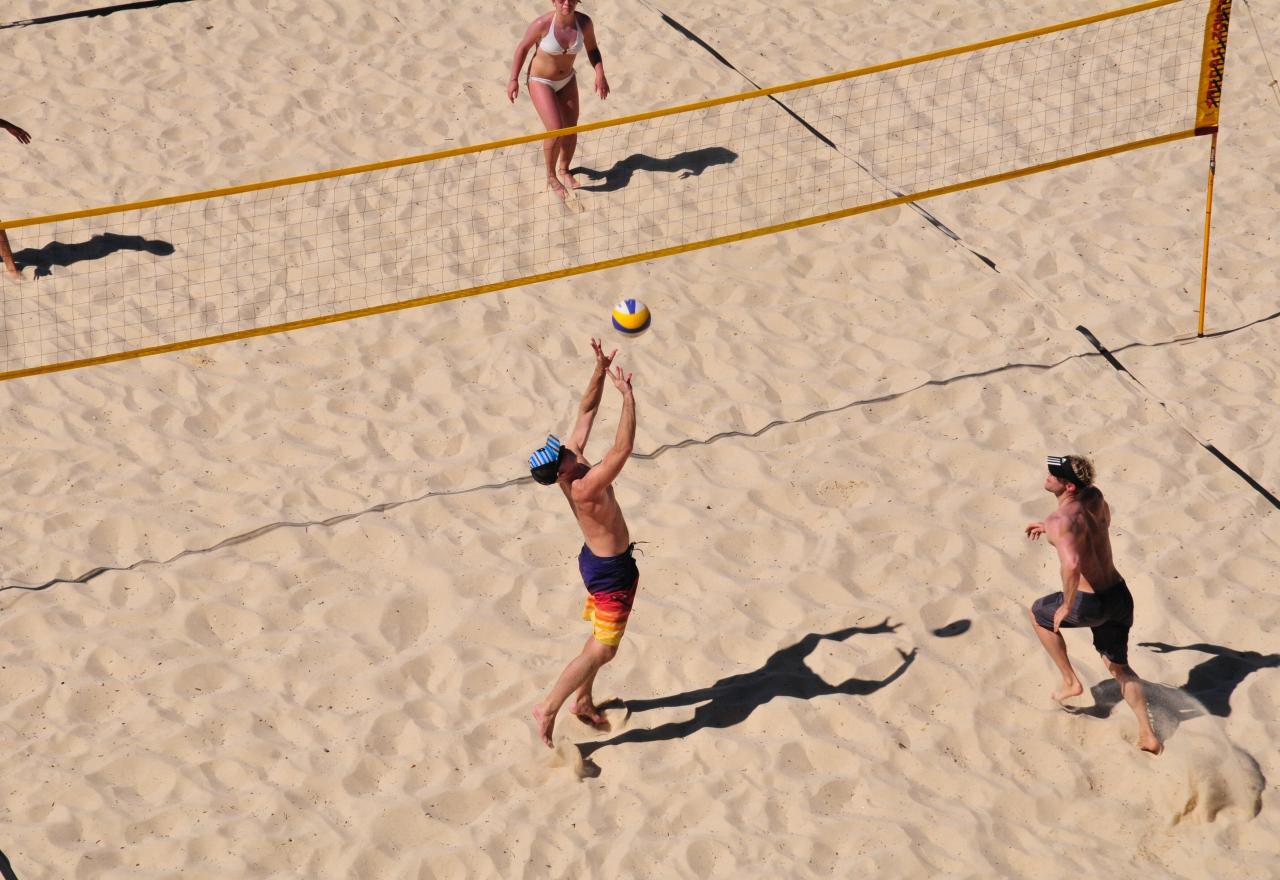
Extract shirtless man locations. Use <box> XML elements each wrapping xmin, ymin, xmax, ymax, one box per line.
<box><xmin>1025</xmin><ymin>455</ymin><xmax>1162</xmax><ymax>755</ymax></box>
<box><xmin>528</xmin><ymin>338</ymin><xmax>636</xmax><ymax>747</ymax></box>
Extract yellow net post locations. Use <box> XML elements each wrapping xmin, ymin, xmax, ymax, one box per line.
<box><xmin>1197</xmin><ymin>129</ymin><xmax>1218</xmax><ymax>337</ymax></box>
<box><xmin>1195</xmin><ymin>0</ymin><xmax>1233</xmax><ymax>336</ymax></box>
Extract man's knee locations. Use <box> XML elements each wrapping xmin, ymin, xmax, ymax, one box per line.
<box><xmin>587</xmin><ymin>639</ymin><xmax>618</xmax><ymax>664</ymax></box>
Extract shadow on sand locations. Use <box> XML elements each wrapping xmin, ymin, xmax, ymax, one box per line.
<box><xmin>2</xmin><ymin>0</ymin><xmax>199</xmax><ymax>30</ymax></box>
<box><xmin>14</xmin><ymin>232</ymin><xmax>175</xmax><ymax>278</ymax></box>
<box><xmin>578</xmin><ymin>619</ymin><xmax>916</xmax><ymax>763</ymax></box>
<box><xmin>572</xmin><ymin>146</ymin><xmax>737</xmax><ymax>193</ymax></box>
<box><xmin>1066</xmin><ymin>674</ymin><xmax>1266</xmax><ymax>819</ymax></box>
<box><xmin>1067</xmin><ymin>678</ymin><xmax>1209</xmax><ymax>744</ymax></box>
<box><xmin>1137</xmin><ymin>641</ymin><xmax>1280</xmax><ymax>718</ymax></box>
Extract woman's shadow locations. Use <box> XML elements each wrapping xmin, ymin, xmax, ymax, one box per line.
<box><xmin>572</xmin><ymin>146</ymin><xmax>738</xmax><ymax>193</ymax></box>
<box><xmin>15</xmin><ymin>232</ymin><xmax>175</xmax><ymax>278</ymax></box>
<box><xmin>579</xmin><ymin>619</ymin><xmax>916</xmax><ymax>760</ymax></box>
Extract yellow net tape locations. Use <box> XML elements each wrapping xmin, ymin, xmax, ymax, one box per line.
<box><xmin>0</xmin><ymin>0</ymin><xmax>1225</xmax><ymax>380</ymax></box>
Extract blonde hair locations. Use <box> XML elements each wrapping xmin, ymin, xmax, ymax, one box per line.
<box><xmin>1065</xmin><ymin>455</ymin><xmax>1096</xmax><ymax>488</ymax></box>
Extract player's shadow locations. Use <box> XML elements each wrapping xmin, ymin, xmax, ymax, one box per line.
<box><xmin>1137</xmin><ymin>641</ymin><xmax>1280</xmax><ymax>718</ymax></box>
<box><xmin>578</xmin><ymin>619</ymin><xmax>916</xmax><ymax>759</ymax></box>
<box><xmin>572</xmin><ymin>146</ymin><xmax>738</xmax><ymax>193</ymax></box>
<box><xmin>1065</xmin><ymin>678</ymin><xmax>1208</xmax><ymax>744</ymax></box>
<box><xmin>14</xmin><ymin>232</ymin><xmax>175</xmax><ymax>278</ymax></box>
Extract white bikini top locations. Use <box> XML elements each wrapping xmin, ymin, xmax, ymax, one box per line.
<box><xmin>539</xmin><ymin>14</ymin><xmax>584</xmax><ymax>56</ymax></box>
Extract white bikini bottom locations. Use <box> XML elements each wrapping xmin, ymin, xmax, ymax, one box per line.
<box><xmin>528</xmin><ymin>71</ymin><xmax>576</xmax><ymax>92</ymax></box>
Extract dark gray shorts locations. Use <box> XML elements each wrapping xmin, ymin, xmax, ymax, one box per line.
<box><xmin>1032</xmin><ymin>580</ymin><xmax>1134</xmax><ymax>665</ymax></box>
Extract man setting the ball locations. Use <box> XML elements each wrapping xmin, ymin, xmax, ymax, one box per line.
<box><xmin>528</xmin><ymin>337</ymin><xmax>638</xmax><ymax>748</ymax></box>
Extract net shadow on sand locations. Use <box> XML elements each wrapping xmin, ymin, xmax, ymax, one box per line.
<box><xmin>578</xmin><ymin>619</ymin><xmax>917</xmax><ymax>761</ymax></box>
<box><xmin>7</xmin><ymin>306</ymin><xmax>1278</xmax><ymax>596</ymax></box>
<box><xmin>0</xmin><ymin>0</ymin><xmax>200</xmax><ymax>31</ymax></box>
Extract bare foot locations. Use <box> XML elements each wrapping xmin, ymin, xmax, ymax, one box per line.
<box><xmin>531</xmin><ymin>704</ymin><xmax>555</xmax><ymax>748</ymax></box>
<box><xmin>1138</xmin><ymin>732</ymin><xmax>1163</xmax><ymax>755</ymax></box>
<box><xmin>547</xmin><ymin>176</ymin><xmax>568</xmax><ymax>200</ymax></box>
<box><xmin>569</xmin><ymin>695</ymin><xmax>608</xmax><ymax>728</ymax></box>
<box><xmin>1052</xmin><ymin>680</ymin><xmax>1084</xmax><ymax>702</ymax></box>
<box><xmin>4</xmin><ymin>267</ymin><xmax>22</xmax><ymax>281</ymax></box>
<box><xmin>557</xmin><ymin>166</ymin><xmax>581</xmax><ymax>189</ymax></box>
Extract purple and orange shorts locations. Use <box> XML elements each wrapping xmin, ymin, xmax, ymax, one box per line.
<box><xmin>578</xmin><ymin>543</ymin><xmax>639</xmax><ymax>647</ymax></box>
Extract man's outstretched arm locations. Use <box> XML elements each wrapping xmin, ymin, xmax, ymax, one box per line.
<box><xmin>576</xmin><ymin>366</ymin><xmax>634</xmax><ymax>497</ymax></box>
<box><xmin>568</xmin><ymin>338</ymin><xmax>615</xmax><ymax>452</ymax></box>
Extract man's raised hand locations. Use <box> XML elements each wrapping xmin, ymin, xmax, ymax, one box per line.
<box><xmin>609</xmin><ymin>364</ymin><xmax>632</xmax><ymax>394</ymax></box>
<box><xmin>591</xmin><ymin>337</ymin><xmax>617</xmax><ymax>372</ymax></box>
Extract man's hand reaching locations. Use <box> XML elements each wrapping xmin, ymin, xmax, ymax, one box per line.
<box><xmin>609</xmin><ymin>364</ymin><xmax>632</xmax><ymax>395</ymax></box>
<box><xmin>591</xmin><ymin>337</ymin><xmax>617</xmax><ymax>373</ymax></box>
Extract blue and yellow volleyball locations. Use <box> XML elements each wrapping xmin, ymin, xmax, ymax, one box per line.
<box><xmin>611</xmin><ymin>298</ymin><xmax>651</xmax><ymax>336</ymax></box>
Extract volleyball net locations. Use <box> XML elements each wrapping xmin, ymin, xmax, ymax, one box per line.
<box><xmin>0</xmin><ymin>0</ymin><xmax>1232</xmax><ymax>381</ymax></box>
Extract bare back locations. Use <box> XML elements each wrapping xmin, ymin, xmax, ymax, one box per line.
<box><xmin>1046</xmin><ymin>487</ymin><xmax>1121</xmax><ymax>592</ymax></box>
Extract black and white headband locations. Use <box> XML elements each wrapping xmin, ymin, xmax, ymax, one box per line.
<box><xmin>1046</xmin><ymin>455</ymin><xmax>1082</xmax><ymax>486</ymax></box>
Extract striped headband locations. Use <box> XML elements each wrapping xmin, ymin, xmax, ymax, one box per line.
<box><xmin>1046</xmin><ymin>455</ymin><xmax>1082</xmax><ymax>486</ymax></box>
<box><xmin>529</xmin><ymin>434</ymin><xmax>564</xmax><ymax>471</ymax></box>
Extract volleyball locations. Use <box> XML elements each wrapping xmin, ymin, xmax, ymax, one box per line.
<box><xmin>611</xmin><ymin>298</ymin><xmax>651</xmax><ymax>336</ymax></box>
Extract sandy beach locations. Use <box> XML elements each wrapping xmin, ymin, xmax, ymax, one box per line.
<box><xmin>1</xmin><ymin>0</ymin><xmax>1277</xmax><ymax>877</ymax></box>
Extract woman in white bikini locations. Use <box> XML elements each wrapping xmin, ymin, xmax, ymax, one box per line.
<box><xmin>507</xmin><ymin>0</ymin><xmax>610</xmax><ymax>198</ymax></box>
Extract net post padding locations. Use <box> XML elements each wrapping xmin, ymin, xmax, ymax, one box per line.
<box><xmin>1195</xmin><ymin>0</ymin><xmax>1234</xmax><ymax>133</ymax></box>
